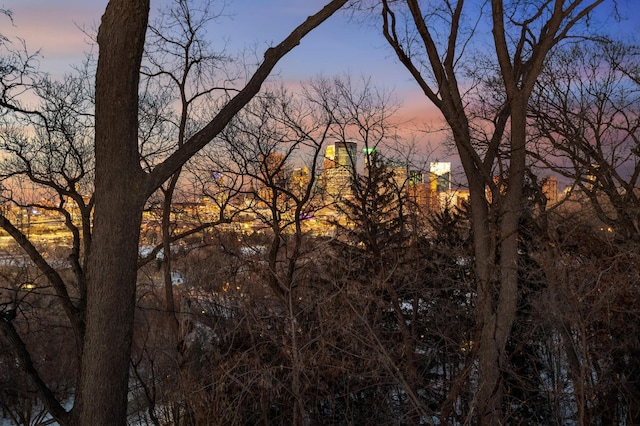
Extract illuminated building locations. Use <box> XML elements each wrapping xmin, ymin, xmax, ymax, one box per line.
<box><xmin>323</xmin><ymin>141</ymin><xmax>358</xmax><ymax>201</ymax></box>
<box><xmin>363</xmin><ymin>146</ymin><xmax>376</xmax><ymax>169</ymax></box>
<box><xmin>390</xmin><ymin>162</ymin><xmax>409</xmax><ymax>190</ymax></box>
<box><xmin>324</xmin><ymin>141</ymin><xmax>358</xmax><ymax>171</ymax></box>
<box><xmin>429</xmin><ymin>162</ymin><xmax>451</xmax><ymax>192</ymax></box>
<box><xmin>334</xmin><ymin>141</ymin><xmax>357</xmax><ymax>168</ymax></box>
<box><xmin>428</xmin><ymin>162</ymin><xmax>452</xmax><ymax>211</ymax></box>
<box><xmin>407</xmin><ymin>170</ymin><xmax>428</xmax><ymax>210</ymax></box>
<box><xmin>290</xmin><ymin>167</ymin><xmax>310</xmax><ymax>197</ymax></box>
<box><xmin>438</xmin><ymin>189</ymin><xmax>470</xmax><ymax>211</ymax></box>
<box><xmin>324</xmin><ymin>167</ymin><xmax>353</xmax><ymax>201</ymax></box>
<box><xmin>323</xmin><ymin>144</ymin><xmax>336</xmax><ymax>170</ymax></box>
<box><xmin>409</xmin><ymin>170</ymin><xmax>424</xmax><ymax>186</ymax></box>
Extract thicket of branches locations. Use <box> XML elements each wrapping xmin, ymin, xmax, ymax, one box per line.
<box><xmin>1</xmin><ymin>1</ymin><xmax>639</xmax><ymax>425</ymax></box>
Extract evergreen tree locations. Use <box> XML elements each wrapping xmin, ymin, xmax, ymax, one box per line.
<box><xmin>335</xmin><ymin>149</ymin><xmax>407</xmax><ymax>262</ymax></box>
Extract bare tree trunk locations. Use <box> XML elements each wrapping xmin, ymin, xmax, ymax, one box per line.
<box><xmin>378</xmin><ymin>1</ymin><xmax>605</xmax><ymax>420</ymax></box>
<box><xmin>72</xmin><ymin>0</ymin><xmax>348</xmax><ymax>422</ymax></box>
<box><xmin>287</xmin><ymin>289</ymin><xmax>306</xmax><ymax>425</ymax></box>
<box><xmin>475</xmin><ymin>99</ymin><xmax>526</xmax><ymax>424</ymax></box>
<box><xmin>75</xmin><ymin>0</ymin><xmax>149</xmax><ymax>424</ymax></box>
<box><xmin>161</xmin><ymin>174</ymin><xmax>181</xmax><ymax>340</ymax></box>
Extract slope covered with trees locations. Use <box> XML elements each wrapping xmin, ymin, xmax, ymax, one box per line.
<box><xmin>1</xmin><ymin>1</ymin><xmax>638</xmax><ymax>425</ymax></box>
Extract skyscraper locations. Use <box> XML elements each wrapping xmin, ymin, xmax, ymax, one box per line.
<box><xmin>362</xmin><ymin>146</ymin><xmax>377</xmax><ymax>169</ymax></box>
<box><xmin>323</xmin><ymin>141</ymin><xmax>358</xmax><ymax>202</ymax></box>
<box><xmin>334</xmin><ymin>141</ymin><xmax>357</xmax><ymax>169</ymax></box>
<box><xmin>323</xmin><ymin>144</ymin><xmax>336</xmax><ymax>170</ymax></box>
<box><xmin>429</xmin><ymin>162</ymin><xmax>451</xmax><ymax>192</ymax></box>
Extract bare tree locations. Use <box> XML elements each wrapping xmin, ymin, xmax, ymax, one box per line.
<box><xmin>139</xmin><ymin>0</ymin><xmax>239</xmax><ymax>341</ymax></box>
<box><xmin>212</xmin><ymin>84</ymin><xmax>345</xmax><ymax>423</ymax></box>
<box><xmin>0</xmin><ymin>0</ymin><xmax>349</xmax><ymax>424</ymax></box>
<box><xmin>529</xmin><ymin>202</ymin><xmax>640</xmax><ymax>424</ymax></box>
<box><xmin>81</xmin><ymin>0</ymin><xmax>350</xmax><ymax>423</ymax></box>
<box><xmin>0</xmin><ymin>57</ymin><xmax>95</xmax><ymax>424</ymax></box>
<box><xmin>530</xmin><ymin>40</ymin><xmax>640</xmax><ymax>241</ymax></box>
<box><xmin>186</xmin><ymin>76</ymin><xmax>435</xmax><ymax>423</ymax></box>
<box><xmin>373</xmin><ymin>0</ymin><xmax>605</xmax><ymax>423</ymax></box>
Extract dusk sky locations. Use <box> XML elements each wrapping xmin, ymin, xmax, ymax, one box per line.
<box><xmin>3</xmin><ymin>0</ymin><xmax>638</xmax><ymax>173</ymax></box>
<box><xmin>5</xmin><ymin>1</ymin><xmax>420</xmax><ymax>90</ymax></box>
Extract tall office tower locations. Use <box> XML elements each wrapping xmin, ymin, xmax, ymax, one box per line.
<box><xmin>290</xmin><ymin>167</ymin><xmax>310</xmax><ymax>195</ymax></box>
<box><xmin>323</xmin><ymin>141</ymin><xmax>357</xmax><ymax>202</ymax></box>
<box><xmin>409</xmin><ymin>170</ymin><xmax>425</xmax><ymax>186</ymax></box>
<box><xmin>391</xmin><ymin>162</ymin><xmax>409</xmax><ymax>189</ymax></box>
<box><xmin>334</xmin><ymin>141</ymin><xmax>358</xmax><ymax>169</ymax></box>
<box><xmin>407</xmin><ymin>170</ymin><xmax>428</xmax><ymax>209</ymax></box>
<box><xmin>324</xmin><ymin>167</ymin><xmax>353</xmax><ymax>201</ymax></box>
<box><xmin>324</xmin><ymin>144</ymin><xmax>336</xmax><ymax>170</ymax></box>
<box><xmin>429</xmin><ymin>162</ymin><xmax>451</xmax><ymax>192</ymax></box>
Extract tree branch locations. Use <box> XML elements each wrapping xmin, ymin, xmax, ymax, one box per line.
<box><xmin>0</xmin><ymin>319</ymin><xmax>71</xmax><ymax>424</ymax></box>
<box><xmin>145</xmin><ymin>0</ymin><xmax>349</xmax><ymax>195</ymax></box>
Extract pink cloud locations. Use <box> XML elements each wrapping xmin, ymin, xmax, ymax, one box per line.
<box><xmin>7</xmin><ymin>2</ymin><xmax>101</xmax><ymax>70</ymax></box>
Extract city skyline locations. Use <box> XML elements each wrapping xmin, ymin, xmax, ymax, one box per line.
<box><xmin>4</xmin><ymin>0</ymin><xmax>636</xmax><ymax>187</ymax></box>
<box><xmin>1</xmin><ymin>3</ymin><xmax>637</xmax><ymax>423</ymax></box>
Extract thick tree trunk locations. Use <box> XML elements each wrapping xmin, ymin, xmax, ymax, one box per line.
<box><xmin>77</xmin><ymin>198</ymin><xmax>145</xmax><ymax>425</ymax></box>
<box><xmin>465</xmin><ymin>168</ymin><xmax>503</xmax><ymax>424</ymax></box>
<box><xmin>445</xmin><ymin>111</ymin><xmax>502</xmax><ymax>424</ymax></box>
<box><xmin>74</xmin><ymin>0</ymin><xmax>149</xmax><ymax>424</ymax></box>
<box><xmin>381</xmin><ymin>0</ymin><xmax>604</xmax><ymax>422</ymax></box>
<box><xmin>70</xmin><ymin>0</ymin><xmax>348</xmax><ymax>423</ymax></box>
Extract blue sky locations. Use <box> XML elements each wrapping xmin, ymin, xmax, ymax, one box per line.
<box><xmin>4</xmin><ymin>0</ymin><xmax>637</xmax><ymax>92</ymax></box>
<box><xmin>4</xmin><ymin>1</ymin><xmax>411</xmax><ymax>83</ymax></box>
<box><xmin>3</xmin><ymin>0</ymin><xmax>638</xmax><ymax>177</ymax></box>
<box><xmin>5</xmin><ymin>0</ymin><xmax>439</xmax><ymax>155</ymax></box>
<box><xmin>5</xmin><ymin>0</ymin><xmax>636</xmax><ymax>108</ymax></box>
<box><xmin>4</xmin><ymin>1</ymin><xmax>427</xmax><ymax>115</ymax></box>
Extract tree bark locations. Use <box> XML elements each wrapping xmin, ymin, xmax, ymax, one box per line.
<box><xmin>475</xmin><ymin>98</ymin><xmax>526</xmax><ymax>425</ymax></box>
<box><xmin>71</xmin><ymin>0</ymin><xmax>348</xmax><ymax>423</ymax></box>
<box><xmin>380</xmin><ymin>0</ymin><xmax>605</xmax><ymax>423</ymax></box>
<box><xmin>71</xmin><ymin>1</ymin><xmax>351</xmax><ymax>423</ymax></box>
<box><xmin>161</xmin><ymin>175</ymin><xmax>181</xmax><ymax>340</ymax></box>
<box><xmin>75</xmin><ymin>0</ymin><xmax>149</xmax><ymax>424</ymax></box>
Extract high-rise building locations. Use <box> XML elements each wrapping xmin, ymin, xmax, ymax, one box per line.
<box><xmin>324</xmin><ymin>141</ymin><xmax>358</xmax><ymax>202</ymax></box>
<box><xmin>335</xmin><ymin>141</ymin><xmax>358</xmax><ymax>169</ymax></box>
<box><xmin>324</xmin><ymin>167</ymin><xmax>353</xmax><ymax>201</ymax></box>
<box><xmin>290</xmin><ymin>167</ymin><xmax>310</xmax><ymax>197</ymax></box>
<box><xmin>429</xmin><ymin>162</ymin><xmax>451</xmax><ymax>193</ymax></box>
<box><xmin>362</xmin><ymin>146</ymin><xmax>377</xmax><ymax>169</ymax></box>
<box><xmin>323</xmin><ymin>144</ymin><xmax>336</xmax><ymax>170</ymax></box>
<box><xmin>407</xmin><ymin>170</ymin><xmax>428</xmax><ymax>210</ymax></box>
<box><xmin>390</xmin><ymin>162</ymin><xmax>408</xmax><ymax>190</ymax></box>
<box><xmin>409</xmin><ymin>170</ymin><xmax>425</xmax><ymax>186</ymax></box>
